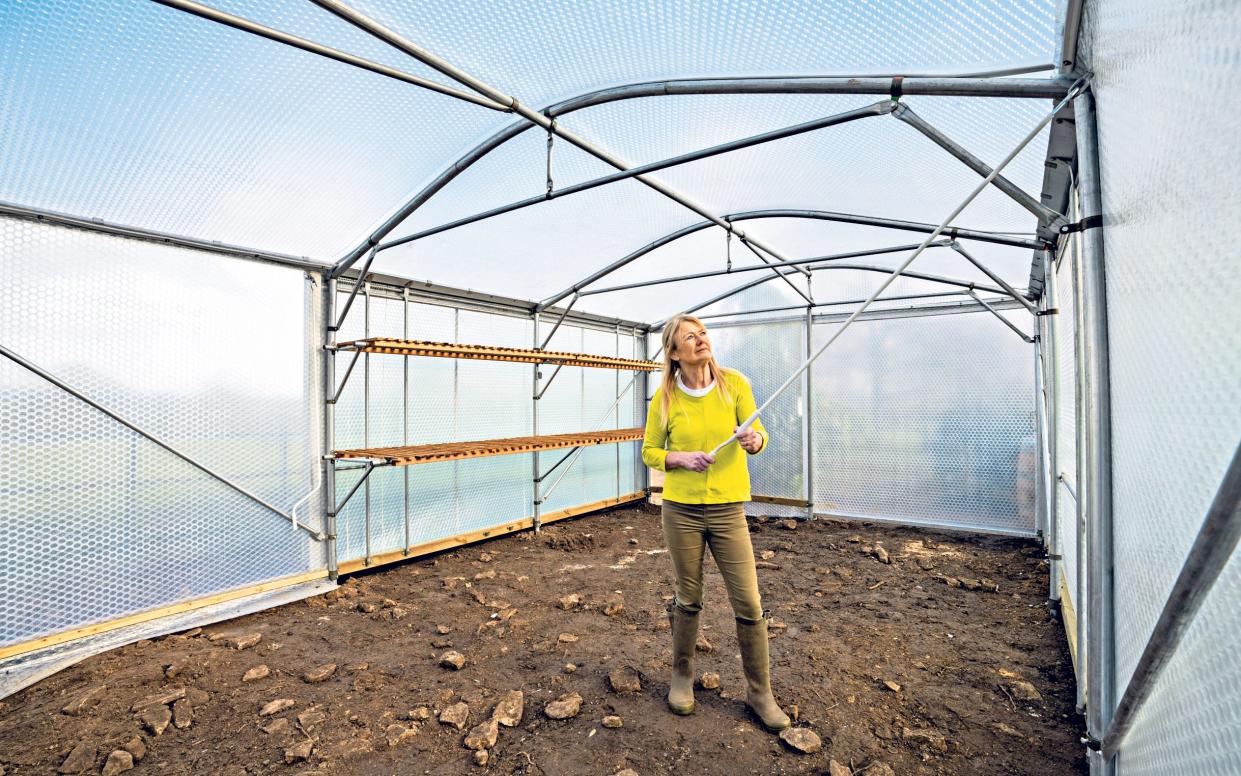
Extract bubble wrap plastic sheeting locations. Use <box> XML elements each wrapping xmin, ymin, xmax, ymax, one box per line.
<box><xmin>707</xmin><ymin>307</ymin><xmax>1035</xmax><ymax>534</ymax></box>
<box><xmin>1078</xmin><ymin>0</ymin><xmax>1241</xmax><ymax>770</ymax></box>
<box><xmin>0</xmin><ymin>217</ymin><xmax>322</xmax><ymax>650</ymax></box>
<box><xmin>1054</xmin><ymin>230</ymin><xmax>1081</xmax><ymax>611</ymax></box>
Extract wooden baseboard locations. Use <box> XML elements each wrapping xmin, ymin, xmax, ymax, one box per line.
<box><xmin>0</xmin><ymin>569</ymin><xmax>329</xmax><ymax>661</ymax></box>
<box><xmin>337</xmin><ymin>492</ymin><xmax>646</xmax><ymax>575</ymax></box>
<box><xmin>1060</xmin><ymin>574</ymin><xmax>1082</xmax><ymax>686</ymax></box>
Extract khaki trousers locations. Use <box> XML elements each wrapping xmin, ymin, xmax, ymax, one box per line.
<box><xmin>662</xmin><ymin>500</ymin><xmax>764</xmax><ymax>623</ymax></box>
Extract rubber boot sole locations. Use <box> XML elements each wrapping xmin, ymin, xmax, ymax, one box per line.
<box><xmin>667</xmin><ymin>699</ymin><xmax>696</xmax><ymax>716</ymax></box>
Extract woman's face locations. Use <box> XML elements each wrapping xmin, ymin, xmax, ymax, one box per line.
<box><xmin>671</xmin><ymin>320</ymin><xmax>712</xmax><ymax>368</ymax></box>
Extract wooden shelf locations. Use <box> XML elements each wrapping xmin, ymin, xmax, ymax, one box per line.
<box><xmin>335</xmin><ymin>427</ymin><xmax>645</xmax><ymax>466</ymax></box>
<box><xmin>335</xmin><ymin>338</ymin><xmax>660</xmax><ymax>371</ymax></box>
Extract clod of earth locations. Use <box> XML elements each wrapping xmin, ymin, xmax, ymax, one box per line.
<box><xmin>755</xmin><ymin>561</ymin><xmax>780</xmax><ymax>570</ymax></box>
<box><xmin>479</xmin><ymin>552</ymin><xmax>492</xmax><ymax>562</ymax></box>
<box><xmin>883</xmin><ymin>680</ymin><xmax>901</xmax><ymax>693</ymax></box>
<box><xmin>543</xmin><ymin>692</ymin><xmax>583</xmax><ymax>720</ymax></box>
<box><xmin>698</xmin><ymin>672</ymin><xmax>720</xmax><ymax>690</ymax></box>
<box><xmin>405</xmin><ymin>707</ymin><xmax>431</xmax><ymax>721</ymax></box>
<box><xmin>492</xmin><ymin>690</ymin><xmax>524</xmax><ymax>727</ymax></box>
<box><xmin>259</xmin><ymin>698</ymin><xmax>295</xmax><ymax>717</ymax></box>
<box><xmin>463</xmin><ymin>718</ymin><xmax>499</xmax><ymax>750</ymax></box>
<box><xmin>695</xmin><ymin>632</ymin><xmax>713</xmax><ymax>652</ymax></box>
<box><xmin>440</xmin><ymin>651</ymin><xmax>466</xmax><ymax>670</ymax></box>
<box><xmin>559</xmin><ymin>593</ymin><xmax>583</xmax><ymax>610</ymax></box>
<box><xmin>779</xmin><ymin>520</ymin><xmax>798</xmax><ymax>530</ymax></box>
<box><xmin>865</xmin><ymin>763</ymin><xmax>896</xmax><ymax>776</ymax></box>
<box><xmin>165</xmin><ymin>659</ymin><xmax>189</xmax><ymax>680</ymax></box>
<box><xmin>473</xmin><ymin>750</ymin><xmax>489</xmax><ymax>766</ymax></box>
<box><xmin>439</xmin><ymin>702</ymin><xmax>470</xmax><ymax>730</ymax></box>
<box><xmin>873</xmin><ymin>546</ymin><xmax>891</xmax><ymax>564</ymax></box>
<box><xmin>603</xmin><ymin>600</ymin><xmax>625</xmax><ymax>616</ymax></box>
<box><xmin>779</xmin><ymin>726</ymin><xmax>822</xmax><ymax>754</ymax></box>
<box><xmin>602</xmin><ymin>715</ymin><xmax>623</xmax><ymax>728</ymax></box>
<box><xmin>261</xmin><ymin>718</ymin><xmax>289</xmax><ymax>734</ymax></box>
<box><xmin>303</xmin><ymin>663</ymin><xmax>337</xmax><ymax>683</ymax></box>
<box><xmin>563</xmin><ymin>663</ymin><xmax>578</xmax><ymax>673</ymax></box>
<box><xmin>608</xmin><ymin>666</ymin><xmax>641</xmax><ymax>694</ymax></box>
<box><xmin>61</xmin><ymin>685</ymin><xmax>106</xmax><ymax>715</ymax></box>
<box><xmin>760</xmin><ymin>550</ymin><xmax>775</xmax><ymax>560</ymax></box>
<box><xmin>436</xmin><ymin>623</ymin><xmax>453</xmax><ymax>634</ymax></box>
<box><xmin>284</xmin><ymin>739</ymin><xmax>314</xmax><ymax>764</ymax></box>
<box><xmin>357</xmin><ymin>601</ymin><xmax>377</xmax><ymax>613</ymax></box>
<box><xmin>474</xmin><ymin>570</ymin><xmax>496</xmax><ymax>581</ymax></box>
<box><xmin>56</xmin><ymin>741</ymin><xmax>95</xmax><ymax>774</ymax></box>
<box><xmin>242</xmin><ymin>665</ymin><xmax>270</xmax><ymax>682</ymax></box>
<box><xmin>557</xmin><ymin>633</ymin><xmax>579</xmax><ymax>644</ymax></box>
<box><xmin>829</xmin><ymin>761</ymin><xmax>851</xmax><ymax>776</ymax></box>
<box><xmin>100</xmin><ymin>750</ymin><xmax>133</xmax><ymax>776</ymax></box>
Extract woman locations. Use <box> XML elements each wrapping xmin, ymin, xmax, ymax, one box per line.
<box><xmin>641</xmin><ymin>313</ymin><xmax>791</xmax><ymax>732</ymax></box>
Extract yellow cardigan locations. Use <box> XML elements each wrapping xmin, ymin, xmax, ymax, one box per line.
<box><xmin>641</xmin><ymin>369</ymin><xmax>768</xmax><ymax>504</ymax></box>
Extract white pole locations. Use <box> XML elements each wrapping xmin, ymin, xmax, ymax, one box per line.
<box><xmin>709</xmin><ymin>80</ymin><xmax>1086</xmax><ymax>458</ymax></box>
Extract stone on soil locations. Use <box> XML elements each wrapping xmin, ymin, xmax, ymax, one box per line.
<box><xmin>298</xmin><ymin>706</ymin><xmax>328</xmax><ymax>731</ymax></box>
<box><xmin>440</xmin><ymin>651</ymin><xmax>466</xmax><ymax>670</ymax></box>
<box><xmin>473</xmin><ymin>570</ymin><xmax>496</xmax><ymax>581</ymax></box>
<box><xmin>406</xmin><ymin>706</ymin><xmax>431</xmax><ymax>721</ymax></box>
<box><xmin>557</xmin><ymin>633</ymin><xmax>579</xmax><ymax>644</ymax></box>
<box><xmin>61</xmin><ymin>685</ymin><xmax>106</xmax><ymax>715</ymax></box>
<box><xmin>563</xmin><ymin>663</ymin><xmax>578</xmax><ymax>673</ymax></box>
<box><xmin>56</xmin><ymin>741</ymin><xmax>95</xmax><ymax>774</ymax></box>
<box><xmin>602</xmin><ymin>715</ymin><xmax>623</xmax><ymax>728</ymax></box>
<box><xmin>695</xmin><ymin>632</ymin><xmax>713</xmax><ymax>652</ymax></box>
<box><xmin>164</xmin><ymin>659</ymin><xmax>189</xmax><ymax>680</ymax></box>
<box><xmin>698</xmin><ymin>672</ymin><xmax>720</xmax><ymax>690</ymax></box>
<box><xmin>558</xmin><ymin>593</ymin><xmax>582</xmax><ymax>610</ymax></box>
<box><xmin>873</xmin><ymin>546</ymin><xmax>891</xmax><ymax>564</ymax></box>
<box><xmin>778</xmin><ymin>519</ymin><xmax>798</xmax><ymax>530</ymax></box>
<box><xmin>616</xmin><ymin>770</ymin><xmax>639</xmax><ymax>776</ymax></box>
<box><xmin>779</xmin><ymin>727</ymin><xmax>822</xmax><ymax>754</ymax></box>
<box><xmin>603</xmin><ymin>600</ymin><xmax>626</xmax><ymax>616</ymax></box>
<box><xmin>1009</xmin><ymin>680</ymin><xmax>1043</xmax><ymax>701</ymax></box>
<box><xmin>543</xmin><ymin>692</ymin><xmax>583</xmax><ymax>720</ymax></box>
<box><xmin>608</xmin><ymin>666</ymin><xmax>641</xmax><ymax>694</ymax></box>
<box><xmin>101</xmin><ymin>750</ymin><xmax>133</xmax><ymax>776</ymax></box>
<box><xmin>903</xmin><ymin>727</ymin><xmax>948</xmax><ymax>752</ymax></box>
<box><xmin>385</xmin><ymin>723</ymin><xmax>418</xmax><ymax>747</ymax></box>
<box><xmin>439</xmin><ymin>702</ymin><xmax>470</xmax><ymax>730</ymax></box>
<box><xmin>491</xmin><ymin>690</ymin><xmax>524</xmax><ymax>727</ymax></box>
<box><xmin>865</xmin><ymin>763</ymin><xmax>896</xmax><ymax>776</ymax></box>
<box><xmin>242</xmin><ymin>665</ymin><xmax>270</xmax><ymax>682</ymax></box>
<box><xmin>172</xmin><ymin>697</ymin><xmax>193</xmax><ymax>728</ymax></box>
<box><xmin>139</xmin><ymin>705</ymin><xmax>172</xmax><ymax>736</ymax></box>
<box><xmin>464</xmin><ymin>718</ymin><xmax>499</xmax><ymax>750</ymax></box>
<box><xmin>122</xmin><ymin>737</ymin><xmax>145</xmax><ymax>762</ymax></box>
<box><xmin>436</xmin><ymin>623</ymin><xmax>453</xmax><ymax>634</ymax></box>
<box><xmin>261</xmin><ymin>718</ymin><xmax>290</xmax><ymax>734</ymax></box>
<box><xmin>357</xmin><ymin>601</ymin><xmax>377</xmax><ymax>613</ymax></box>
<box><xmin>284</xmin><ymin>739</ymin><xmax>314</xmax><ymax>763</ymax></box>
<box><xmin>303</xmin><ymin>663</ymin><xmax>337</xmax><ymax>683</ymax></box>
<box><xmin>473</xmin><ymin>750</ymin><xmax>489</xmax><ymax>766</ymax></box>
<box><xmin>829</xmin><ymin>761</ymin><xmax>851</xmax><ymax>776</ymax></box>
<box><xmin>130</xmin><ymin>687</ymin><xmax>185</xmax><ymax>711</ymax></box>
<box><xmin>259</xmin><ymin>698</ymin><xmax>295</xmax><ymax>716</ymax></box>
<box><xmin>883</xmin><ymin>680</ymin><xmax>901</xmax><ymax>693</ymax></box>
<box><xmin>226</xmin><ymin>632</ymin><xmax>262</xmax><ymax>650</ymax></box>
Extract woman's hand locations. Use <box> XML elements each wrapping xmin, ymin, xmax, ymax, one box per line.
<box><xmin>666</xmin><ymin>451</ymin><xmax>715</xmax><ymax>472</ymax></box>
<box><xmin>735</xmin><ymin>426</ymin><xmax>764</xmax><ymax>454</ymax></box>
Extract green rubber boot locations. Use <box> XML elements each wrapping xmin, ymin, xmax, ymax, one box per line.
<box><xmin>736</xmin><ymin>617</ymin><xmax>791</xmax><ymax>731</ymax></box>
<box><xmin>667</xmin><ymin>604</ymin><xmax>698</xmax><ymax>715</ymax></box>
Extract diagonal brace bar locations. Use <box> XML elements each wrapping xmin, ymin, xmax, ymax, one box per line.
<box><xmin>331</xmin><ymin>249</ymin><xmax>376</xmax><ymax>332</ymax></box>
<box><xmin>892</xmin><ymin>103</ymin><xmax>1065</xmax><ymax>227</ymax></box>
<box><xmin>0</xmin><ymin>342</ymin><xmax>324</xmax><ymax>540</ymax></box>
<box><xmin>534</xmin><ymin>447</ymin><xmax>580</xmax><ymax>484</ymax></box>
<box><xmin>966</xmin><ymin>290</ymin><xmax>1035</xmax><ymax>342</ymax></box>
<box><xmin>328</xmin><ymin>346</ymin><xmax>364</xmax><ymax>405</ymax></box>
<box><xmin>332</xmin><ymin>460</ymin><xmax>383</xmax><ymax>515</ymax></box>
<box><xmin>949</xmin><ymin>241</ymin><xmax>1038</xmax><ymax>313</ymax></box>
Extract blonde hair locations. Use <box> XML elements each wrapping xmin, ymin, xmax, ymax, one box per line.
<box><xmin>657</xmin><ymin>314</ymin><xmax>732</xmax><ymax>427</ymax></box>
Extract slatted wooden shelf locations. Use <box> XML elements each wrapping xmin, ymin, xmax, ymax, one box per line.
<box><xmin>335</xmin><ymin>427</ymin><xmax>645</xmax><ymax>466</ymax></box>
<box><xmin>335</xmin><ymin>337</ymin><xmax>661</xmax><ymax>371</ymax></box>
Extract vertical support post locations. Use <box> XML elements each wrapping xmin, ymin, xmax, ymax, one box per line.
<box><xmin>615</xmin><ymin>324</ymin><xmax>622</xmax><ymax>503</ymax></box>
<box><xmin>320</xmin><ymin>274</ymin><xmax>339</xmax><ymax>580</ymax></box>
<box><xmin>1034</xmin><ymin>336</ymin><xmax>1048</xmax><ymax>540</ymax></box>
<box><xmin>532</xmin><ymin>311</ymin><xmax>542</xmax><ymax>532</ymax></box>
<box><xmin>1072</xmin><ymin>211</ymin><xmax>1089</xmax><ymax>714</ymax></box>
<box><xmin>1076</xmin><ymin>91</ymin><xmax>1115</xmax><ymax>760</ymax></box>
<box><xmin>363</xmin><ymin>281</ymin><xmax>372</xmax><ymax>566</ymax></box>
<box><xmin>803</xmin><ymin>306</ymin><xmax>815</xmax><ymax>519</ymax></box>
<box><xmin>1042</xmin><ymin>249</ymin><xmax>1062</xmax><ymax>603</ymax></box>
<box><xmin>402</xmin><ymin>287</ymin><xmax>411</xmax><ymax>555</ymax></box>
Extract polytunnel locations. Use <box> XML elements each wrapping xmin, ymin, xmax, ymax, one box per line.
<box><xmin>0</xmin><ymin>0</ymin><xmax>1238</xmax><ymax>774</ymax></box>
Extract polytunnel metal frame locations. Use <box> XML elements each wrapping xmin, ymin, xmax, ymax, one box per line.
<box><xmin>3</xmin><ymin>3</ymin><xmax>1235</xmax><ymax>776</ymax></box>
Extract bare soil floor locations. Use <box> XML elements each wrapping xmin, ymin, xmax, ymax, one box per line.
<box><xmin>0</xmin><ymin>506</ymin><xmax>1086</xmax><ymax>776</ymax></box>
